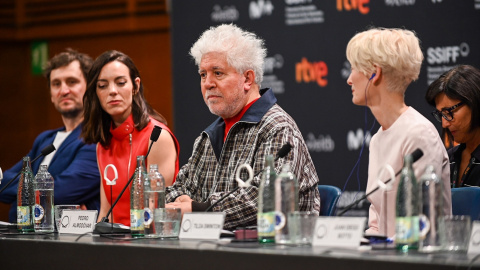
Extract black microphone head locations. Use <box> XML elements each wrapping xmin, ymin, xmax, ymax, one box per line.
<box><xmin>411</xmin><ymin>148</ymin><xmax>423</xmax><ymax>163</ymax></box>
<box><xmin>276</xmin><ymin>142</ymin><xmax>292</xmax><ymax>159</ymax></box>
<box><xmin>41</xmin><ymin>144</ymin><xmax>56</xmax><ymax>156</ymax></box>
<box><xmin>151</xmin><ymin>126</ymin><xmax>162</xmax><ymax>142</ymax></box>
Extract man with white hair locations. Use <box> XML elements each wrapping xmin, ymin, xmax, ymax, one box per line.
<box><xmin>166</xmin><ymin>24</ymin><xmax>320</xmax><ymax>230</ymax></box>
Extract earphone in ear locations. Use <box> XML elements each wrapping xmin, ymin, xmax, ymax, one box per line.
<box><xmin>369</xmin><ymin>73</ymin><xmax>376</xmax><ymax>80</ymax></box>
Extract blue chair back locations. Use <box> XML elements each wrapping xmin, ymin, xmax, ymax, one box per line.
<box><xmin>451</xmin><ymin>187</ymin><xmax>480</xmax><ymax>221</ymax></box>
<box><xmin>317</xmin><ymin>185</ymin><xmax>342</xmax><ymax>216</ymax></box>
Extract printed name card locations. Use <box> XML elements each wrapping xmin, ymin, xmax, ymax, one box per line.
<box><xmin>179</xmin><ymin>212</ymin><xmax>225</xmax><ymax>240</ymax></box>
<box><xmin>58</xmin><ymin>210</ymin><xmax>98</xmax><ymax>234</ymax></box>
<box><xmin>312</xmin><ymin>217</ymin><xmax>366</xmax><ymax>248</ymax></box>
<box><xmin>468</xmin><ymin>221</ymin><xmax>480</xmax><ymax>254</ymax></box>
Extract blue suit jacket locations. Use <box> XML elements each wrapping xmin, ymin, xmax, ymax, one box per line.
<box><xmin>0</xmin><ymin>124</ymin><xmax>100</xmax><ymax>222</ymax></box>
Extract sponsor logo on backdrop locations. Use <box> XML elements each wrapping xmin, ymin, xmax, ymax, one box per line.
<box><xmin>476</xmin><ymin>0</ymin><xmax>480</xmax><ymax>9</ymax></box>
<box><xmin>431</xmin><ymin>0</ymin><xmax>442</xmax><ymax>3</ymax></box>
<box><xmin>347</xmin><ymin>128</ymin><xmax>372</xmax><ymax>151</ymax></box>
<box><xmin>337</xmin><ymin>0</ymin><xmax>370</xmax><ymax>14</ymax></box>
<box><xmin>341</xmin><ymin>61</ymin><xmax>351</xmax><ymax>79</ymax></box>
<box><xmin>296</xmin><ymin>57</ymin><xmax>328</xmax><ymax>87</ymax></box>
<box><xmin>263</xmin><ymin>54</ymin><xmax>285</xmax><ymax>94</ymax></box>
<box><xmin>426</xmin><ymin>42</ymin><xmax>470</xmax><ymax>85</ymax></box>
<box><xmin>384</xmin><ymin>0</ymin><xmax>415</xmax><ymax>7</ymax></box>
<box><xmin>249</xmin><ymin>0</ymin><xmax>274</xmax><ymax>19</ymax></box>
<box><xmin>306</xmin><ymin>133</ymin><xmax>335</xmax><ymax>152</ymax></box>
<box><xmin>211</xmin><ymin>5</ymin><xmax>239</xmax><ymax>22</ymax></box>
<box><xmin>285</xmin><ymin>0</ymin><xmax>324</xmax><ymax>25</ymax></box>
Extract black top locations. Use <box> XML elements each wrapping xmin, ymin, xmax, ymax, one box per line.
<box><xmin>448</xmin><ymin>143</ymin><xmax>480</xmax><ymax>187</ymax></box>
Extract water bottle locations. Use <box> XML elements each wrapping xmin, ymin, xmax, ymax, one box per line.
<box><xmin>17</xmin><ymin>156</ymin><xmax>35</xmax><ymax>233</ymax></box>
<box><xmin>395</xmin><ymin>154</ymin><xmax>420</xmax><ymax>251</ymax></box>
<box><xmin>144</xmin><ymin>164</ymin><xmax>165</xmax><ymax>237</ymax></box>
<box><xmin>130</xmin><ymin>155</ymin><xmax>146</xmax><ymax>237</ymax></box>
<box><xmin>418</xmin><ymin>165</ymin><xmax>445</xmax><ymax>252</ymax></box>
<box><xmin>34</xmin><ymin>165</ymin><xmax>54</xmax><ymax>232</ymax></box>
<box><xmin>274</xmin><ymin>163</ymin><xmax>299</xmax><ymax>244</ymax></box>
<box><xmin>258</xmin><ymin>155</ymin><xmax>276</xmax><ymax>243</ymax></box>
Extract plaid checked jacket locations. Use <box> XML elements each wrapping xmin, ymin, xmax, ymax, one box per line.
<box><xmin>166</xmin><ymin>89</ymin><xmax>320</xmax><ymax>230</ymax></box>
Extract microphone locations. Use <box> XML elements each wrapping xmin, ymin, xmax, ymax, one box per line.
<box><xmin>337</xmin><ymin>148</ymin><xmax>423</xmax><ymax>216</ymax></box>
<box><xmin>0</xmin><ymin>144</ymin><xmax>56</xmax><ymax>195</ymax></box>
<box><xmin>275</xmin><ymin>143</ymin><xmax>292</xmax><ymax>163</ymax></box>
<box><xmin>40</xmin><ymin>144</ymin><xmax>56</xmax><ymax>157</ymax></box>
<box><xmin>146</xmin><ymin>125</ymin><xmax>162</xmax><ymax>157</ymax></box>
<box><xmin>205</xmin><ymin>143</ymin><xmax>293</xmax><ymax>212</ymax></box>
<box><xmin>94</xmin><ymin>126</ymin><xmax>162</xmax><ymax>234</ymax></box>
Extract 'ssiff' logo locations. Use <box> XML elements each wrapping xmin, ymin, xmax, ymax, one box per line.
<box><xmin>427</xmin><ymin>43</ymin><xmax>470</xmax><ymax>65</ymax></box>
<box><xmin>295</xmin><ymin>57</ymin><xmax>328</xmax><ymax>87</ymax></box>
<box><xmin>337</xmin><ymin>0</ymin><xmax>370</xmax><ymax>14</ymax></box>
<box><xmin>249</xmin><ymin>0</ymin><xmax>274</xmax><ymax>19</ymax></box>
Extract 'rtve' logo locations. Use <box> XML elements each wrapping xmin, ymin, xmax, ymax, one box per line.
<box><xmin>337</xmin><ymin>0</ymin><xmax>370</xmax><ymax>14</ymax></box>
<box><xmin>295</xmin><ymin>57</ymin><xmax>328</xmax><ymax>87</ymax></box>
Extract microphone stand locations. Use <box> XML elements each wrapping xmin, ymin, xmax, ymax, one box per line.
<box><xmin>94</xmin><ymin>126</ymin><xmax>162</xmax><ymax>235</ymax></box>
<box><xmin>337</xmin><ymin>173</ymin><xmax>400</xmax><ymax>216</ymax></box>
<box><xmin>337</xmin><ymin>149</ymin><xmax>423</xmax><ymax>216</ymax></box>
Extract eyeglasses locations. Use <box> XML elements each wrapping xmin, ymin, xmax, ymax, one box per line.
<box><xmin>431</xmin><ymin>101</ymin><xmax>465</xmax><ymax>122</ymax></box>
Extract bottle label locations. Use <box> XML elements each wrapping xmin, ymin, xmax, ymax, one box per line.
<box><xmin>275</xmin><ymin>211</ymin><xmax>286</xmax><ymax>230</ymax></box>
<box><xmin>395</xmin><ymin>216</ymin><xmax>419</xmax><ymax>244</ymax></box>
<box><xmin>17</xmin><ymin>206</ymin><xmax>32</xmax><ymax>226</ymax></box>
<box><xmin>144</xmin><ymin>208</ymin><xmax>153</xmax><ymax>227</ymax></box>
<box><xmin>258</xmin><ymin>212</ymin><xmax>276</xmax><ymax>237</ymax></box>
<box><xmin>130</xmin><ymin>209</ymin><xmax>145</xmax><ymax>231</ymax></box>
<box><xmin>34</xmin><ymin>204</ymin><xmax>45</xmax><ymax>223</ymax></box>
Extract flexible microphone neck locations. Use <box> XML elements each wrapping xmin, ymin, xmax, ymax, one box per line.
<box><xmin>145</xmin><ymin>125</ymin><xmax>162</xmax><ymax>158</ymax></box>
<box><xmin>205</xmin><ymin>143</ymin><xmax>292</xmax><ymax>212</ymax></box>
<box><xmin>0</xmin><ymin>144</ymin><xmax>55</xmax><ymax>195</ymax></box>
<box><xmin>337</xmin><ymin>148</ymin><xmax>423</xmax><ymax>216</ymax></box>
<box><xmin>101</xmin><ymin>126</ymin><xmax>162</xmax><ymax>223</ymax></box>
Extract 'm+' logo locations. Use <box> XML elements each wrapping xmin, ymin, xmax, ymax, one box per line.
<box><xmin>337</xmin><ymin>0</ymin><xmax>370</xmax><ymax>14</ymax></box>
<box><xmin>347</xmin><ymin>128</ymin><xmax>372</xmax><ymax>150</ymax></box>
<box><xmin>295</xmin><ymin>57</ymin><xmax>328</xmax><ymax>87</ymax></box>
<box><xmin>249</xmin><ymin>0</ymin><xmax>274</xmax><ymax>19</ymax></box>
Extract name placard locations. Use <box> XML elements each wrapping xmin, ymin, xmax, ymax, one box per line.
<box><xmin>312</xmin><ymin>217</ymin><xmax>366</xmax><ymax>248</ymax></box>
<box><xmin>58</xmin><ymin>210</ymin><xmax>98</xmax><ymax>234</ymax></box>
<box><xmin>468</xmin><ymin>221</ymin><xmax>480</xmax><ymax>254</ymax></box>
<box><xmin>179</xmin><ymin>212</ymin><xmax>225</xmax><ymax>240</ymax></box>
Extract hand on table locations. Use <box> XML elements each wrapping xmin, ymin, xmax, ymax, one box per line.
<box><xmin>166</xmin><ymin>195</ymin><xmax>193</xmax><ymax>215</ymax></box>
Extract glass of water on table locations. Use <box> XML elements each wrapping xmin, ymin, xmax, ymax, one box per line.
<box><xmin>154</xmin><ymin>208</ymin><xmax>181</xmax><ymax>238</ymax></box>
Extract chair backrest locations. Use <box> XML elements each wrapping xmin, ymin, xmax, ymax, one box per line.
<box><xmin>451</xmin><ymin>187</ymin><xmax>480</xmax><ymax>221</ymax></box>
<box><xmin>317</xmin><ymin>185</ymin><xmax>342</xmax><ymax>216</ymax></box>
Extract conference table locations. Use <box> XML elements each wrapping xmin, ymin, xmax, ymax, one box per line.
<box><xmin>1</xmin><ymin>231</ymin><xmax>479</xmax><ymax>270</ymax></box>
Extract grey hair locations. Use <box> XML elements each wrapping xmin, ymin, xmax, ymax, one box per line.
<box><xmin>190</xmin><ymin>24</ymin><xmax>267</xmax><ymax>85</ymax></box>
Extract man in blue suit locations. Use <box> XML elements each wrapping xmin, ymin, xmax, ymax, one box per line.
<box><xmin>0</xmin><ymin>49</ymin><xmax>100</xmax><ymax>223</ymax></box>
